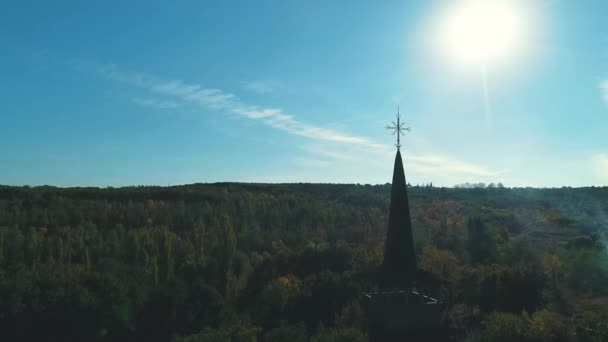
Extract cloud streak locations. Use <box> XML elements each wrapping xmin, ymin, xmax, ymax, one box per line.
<box><xmin>97</xmin><ymin>63</ymin><xmax>506</xmax><ymax>182</ymax></box>
<box><xmin>298</xmin><ymin>142</ymin><xmax>506</xmax><ymax>181</ymax></box>
<box><xmin>407</xmin><ymin>153</ymin><xmax>508</xmax><ymax>177</ymax></box>
<box><xmin>99</xmin><ymin>64</ymin><xmax>386</xmax><ymax>151</ymax></box>
<box><xmin>241</xmin><ymin>81</ymin><xmax>274</xmax><ymax>94</ymax></box>
<box><xmin>293</xmin><ymin>157</ymin><xmax>331</xmax><ymax>168</ymax></box>
<box><xmin>133</xmin><ymin>97</ymin><xmax>180</xmax><ymax>109</ymax></box>
<box><xmin>601</xmin><ymin>80</ymin><xmax>608</xmax><ymax>105</ymax></box>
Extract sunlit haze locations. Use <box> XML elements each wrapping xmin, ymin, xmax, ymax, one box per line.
<box><xmin>434</xmin><ymin>0</ymin><xmax>530</xmax><ymax>67</ymax></box>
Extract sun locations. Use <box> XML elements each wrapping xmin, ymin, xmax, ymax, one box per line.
<box><xmin>435</xmin><ymin>0</ymin><xmax>529</xmax><ymax>67</ymax></box>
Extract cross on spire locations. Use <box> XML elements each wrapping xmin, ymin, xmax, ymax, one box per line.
<box><xmin>385</xmin><ymin>106</ymin><xmax>410</xmax><ymax>150</ymax></box>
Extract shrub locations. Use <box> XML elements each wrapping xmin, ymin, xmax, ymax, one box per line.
<box><xmin>482</xmin><ymin>312</ymin><xmax>527</xmax><ymax>341</ymax></box>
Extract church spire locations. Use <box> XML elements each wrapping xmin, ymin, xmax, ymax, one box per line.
<box><xmin>381</xmin><ymin>111</ymin><xmax>417</xmax><ymax>289</ymax></box>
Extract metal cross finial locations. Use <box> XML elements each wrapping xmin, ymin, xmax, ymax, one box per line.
<box><xmin>385</xmin><ymin>106</ymin><xmax>411</xmax><ymax>149</ymax></box>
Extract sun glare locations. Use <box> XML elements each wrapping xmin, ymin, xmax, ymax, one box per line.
<box><xmin>435</xmin><ymin>0</ymin><xmax>528</xmax><ymax>67</ymax></box>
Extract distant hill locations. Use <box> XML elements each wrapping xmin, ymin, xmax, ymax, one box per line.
<box><xmin>1</xmin><ymin>183</ymin><xmax>606</xmax><ymax>247</ymax></box>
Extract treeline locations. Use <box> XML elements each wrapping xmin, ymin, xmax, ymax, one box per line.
<box><xmin>0</xmin><ymin>183</ymin><xmax>607</xmax><ymax>341</ymax></box>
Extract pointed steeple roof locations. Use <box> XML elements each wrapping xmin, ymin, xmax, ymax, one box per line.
<box><xmin>381</xmin><ymin>150</ymin><xmax>417</xmax><ymax>289</ymax></box>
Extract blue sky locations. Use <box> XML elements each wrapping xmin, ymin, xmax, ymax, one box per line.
<box><xmin>1</xmin><ymin>0</ymin><xmax>607</xmax><ymax>187</ymax></box>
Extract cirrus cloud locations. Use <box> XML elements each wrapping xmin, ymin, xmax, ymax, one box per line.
<box><xmin>600</xmin><ymin>80</ymin><xmax>608</xmax><ymax>105</ymax></box>
<box><xmin>94</xmin><ymin>63</ymin><xmax>507</xmax><ymax>184</ymax></box>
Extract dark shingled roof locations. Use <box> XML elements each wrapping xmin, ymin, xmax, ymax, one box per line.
<box><xmin>380</xmin><ymin>150</ymin><xmax>417</xmax><ymax>289</ymax></box>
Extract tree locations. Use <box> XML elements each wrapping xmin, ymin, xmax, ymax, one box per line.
<box><xmin>542</xmin><ymin>253</ymin><xmax>562</xmax><ymax>291</ymax></box>
<box><xmin>193</xmin><ymin>220</ymin><xmax>206</xmax><ymax>268</ymax></box>
<box><xmin>467</xmin><ymin>216</ymin><xmax>495</xmax><ymax>265</ymax></box>
<box><xmin>527</xmin><ymin>310</ymin><xmax>566</xmax><ymax>342</ymax></box>
<box><xmin>220</xmin><ymin>215</ymin><xmax>238</xmax><ymax>299</ymax></box>
<box><xmin>482</xmin><ymin>312</ymin><xmax>527</xmax><ymax>342</ymax></box>
<box><xmin>264</xmin><ymin>322</ymin><xmax>307</xmax><ymax>342</ymax></box>
<box><xmin>420</xmin><ymin>245</ymin><xmax>462</xmax><ymax>283</ymax></box>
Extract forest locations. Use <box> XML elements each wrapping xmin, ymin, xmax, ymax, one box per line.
<box><xmin>0</xmin><ymin>183</ymin><xmax>607</xmax><ymax>341</ymax></box>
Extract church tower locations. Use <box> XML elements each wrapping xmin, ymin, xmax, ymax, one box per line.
<box><xmin>367</xmin><ymin>109</ymin><xmax>446</xmax><ymax>342</ymax></box>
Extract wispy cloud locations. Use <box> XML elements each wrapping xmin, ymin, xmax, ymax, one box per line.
<box><xmin>298</xmin><ymin>142</ymin><xmax>507</xmax><ymax>181</ymax></box>
<box><xmin>293</xmin><ymin>157</ymin><xmax>331</xmax><ymax>168</ymax></box>
<box><xmin>133</xmin><ymin>97</ymin><xmax>180</xmax><ymax>109</ymax></box>
<box><xmin>98</xmin><ymin>64</ymin><xmax>387</xmax><ymax>151</ymax></box>
<box><xmin>241</xmin><ymin>81</ymin><xmax>274</xmax><ymax>94</ymax></box>
<box><xmin>232</xmin><ymin>107</ymin><xmax>283</xmax><ymax>119</ymax></box>
<box><xmin>592</xmin><ymin>153</ymin><xmax>608</xmax><ymax>182</ymax></box>
<box><xmin>407</xmin><ymin>154</ymin><xmax>508</xmax><ymax>177</ymax></box>
<box><xmin>96</xmin><ymin>63</ymin><xmax>506</xmax><ymax>183</ymax></box>
<box><xmin>298</xmin><ymin>144</ymin><xmax>359</xmax><ymax>161</ymax></box>
<box><xmin>601</xmin><ymin>80</ymin><xmax>608</xmax><ymax>105</ymax></box>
